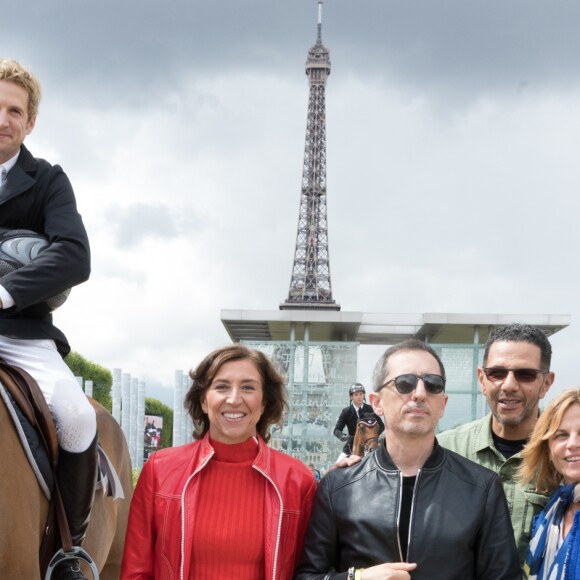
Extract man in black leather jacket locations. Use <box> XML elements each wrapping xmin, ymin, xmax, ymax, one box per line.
<box><xmin>295</xmin><ymin>339</ymin><xmax>520</xmax><ymax>580</ymax></box>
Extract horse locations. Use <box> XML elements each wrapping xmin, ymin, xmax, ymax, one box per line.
<box><xmin>0</xmin><ymin>395</ymin><xmax>132</xmax><ymax>580</ymax></box>
<box><xmin>351</xmin><ymin>414</ymin><xmax>381</xmax><ymax>457</ymax></box>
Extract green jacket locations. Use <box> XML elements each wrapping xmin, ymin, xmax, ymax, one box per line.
<box><xmin>437</xmin><ymin>414</ymin><xmax>548</xmax><ymax>565</ymax></box>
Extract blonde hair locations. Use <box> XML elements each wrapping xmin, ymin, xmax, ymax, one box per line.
<box><xmin>0</xmin><ymin>59</ymin><xmax>42</xmax><ymax>119</ymax></box>
<box><xmin>518</xmin><ymin>388</ymin><xmax>580</xmax><ymax>493</ymax></box>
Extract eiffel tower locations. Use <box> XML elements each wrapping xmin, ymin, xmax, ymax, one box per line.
<box><xmin>281</xmin><ymin>1</ymin><xmax>339</xmax><ymax>312</ymax></box>
<box><xmin>219</xmin><ymin>3</ymin><xmax>569</xmax><ymax>469</ymax></box>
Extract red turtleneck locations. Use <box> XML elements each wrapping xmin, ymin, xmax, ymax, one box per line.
<box><xmin>190</xmin><ymin>437</ymin><xmax>266</xmax><ymax>579</ymax></box>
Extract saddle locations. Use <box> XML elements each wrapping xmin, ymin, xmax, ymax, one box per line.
<box><xmin>0</xmin><ymin>360</ymin><xmax>122</xmax><ymax>577</ymax></box>
<box><xmin>0</xmin><ymin>361</ymin><xmax>62</xmax><ymax>573</ymax></box>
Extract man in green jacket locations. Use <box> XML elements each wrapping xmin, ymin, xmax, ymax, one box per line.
<box><xmin>438</xmin><ymin>323</ymin><xmax>555</xmax><ymax>564</ymax></box>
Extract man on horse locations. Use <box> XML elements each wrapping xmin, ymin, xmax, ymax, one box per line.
<box><xmin>0</xmin><ymin>60</ymin><xmax>96</xmax><ymax>580</ymax></box>
<box><xmin>296</xmin><ymin>339</ymin><xmax>520</xmax><ymax>579</ymax></box>
<box><xmin>333</xmin><ymin>383</ymin><xmax>383</xmax><ymax>462</ymax></box>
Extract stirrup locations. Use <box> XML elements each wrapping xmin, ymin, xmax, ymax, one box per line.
<box><xmin>44</xmin><ymin>546</ymin><xmax>99</xmax><ymax>580</ymax></box>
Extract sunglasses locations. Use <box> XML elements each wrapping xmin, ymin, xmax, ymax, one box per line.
<box><xmin>381</xmin><ymin>374</ymin><xmax>446</xmax><ymax>395</ymax></box>
<box><xmin>482</xmin><ymin>367</ymin><xmax>546</xmax><ymax>383</ymax></box>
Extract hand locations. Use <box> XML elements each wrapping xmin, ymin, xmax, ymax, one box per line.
<box><xmin>361</xmin><ymin>562</ymin><xmax>417</xmax><ymax>579</ymax></box>
<box><xmin>341</xmin><ymin>433</ymin><xmax>350</xmax><ymax>442</ymax></box>
<box><xmin>335</xmin><ymin>454</ymin><xmax>362</xmax><ymax>468</ymax></box>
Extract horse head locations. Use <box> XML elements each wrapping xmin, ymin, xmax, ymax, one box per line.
<box><xmin>352</xmin><ymin>413</ymin><xmax>380</xmax><ymax>457</ymax></box>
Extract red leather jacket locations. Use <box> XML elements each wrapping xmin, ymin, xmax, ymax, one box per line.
<box><xmin>121</xmin><ymin>434</ymin><xmax>316</xmax><ymax>580</ymax></box>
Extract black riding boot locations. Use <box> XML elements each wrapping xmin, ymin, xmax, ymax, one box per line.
<box><xmin>52</xmin><ymin>435</ymin><xmax>99</xmax><ymax>580</ymax></box>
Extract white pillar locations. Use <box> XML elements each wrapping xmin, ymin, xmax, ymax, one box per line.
<box><xmin>121</xmin><ymin>372</ymin><xmax>131</xmax><ymax>440</ymax></box>
<box><xmin>137</xmin><ymin>380</ymin><xmax>146</xmax><ymax>469</ymax></box>
<box><xmin>173</xmin><ymin>370</ymin><xmax>184</xmax><ymax>447</ymax></box>
<box><xmin>112</xmin><ymin>368</ymin><xmax>122</xmax><ymax>423</ymax></box>
<box><xmin>129</xmin><ymin>377</ymin><xmax>138</xmax><ymax>468</ymax></box>
<box><xmin>181</xmin><ymin>373</ymin><xmax>192</xmax><ymax>444</ymax></box>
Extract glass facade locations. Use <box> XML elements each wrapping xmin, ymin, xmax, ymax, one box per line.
<box><xmin>244</xmin><ymin>341</ymin><xmax>358</xmax><ymax>469</ymax></box>
<box><xmin>431</xmin><ymin>343</ymin><xmax>487</xmax><ymax>432</ymax></box>
<box><xmin>245</xmin><ymin>340</ymin><xmax>487</xmax><ymax>471</ymax></box>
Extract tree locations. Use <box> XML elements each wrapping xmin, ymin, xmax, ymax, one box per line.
<box><xmin>65</xmin><ymin>351</ymin><xmax>112</xmax><ymax>411</ymax></box>
<box><xmin>145</xmin><ymin>397</ymin><xmax>173</xmax><ymax>448</ymax></box>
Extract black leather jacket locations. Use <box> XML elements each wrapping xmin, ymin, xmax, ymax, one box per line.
<box><xmin>295</xmin><ymin>441</ymin><xmax>521</xmax><ymax>580</ymax></box>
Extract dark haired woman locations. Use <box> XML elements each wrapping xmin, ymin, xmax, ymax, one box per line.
<box><xmin>121</xmin><ymin>344</ymin><xmax>316</xmax><ymax>580</ymax></box>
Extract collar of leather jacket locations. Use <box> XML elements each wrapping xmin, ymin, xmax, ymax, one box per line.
<box><xmin>374</xmin><ymin>439</ymin><xmax>446</xmax><ymax>472</ymax></box>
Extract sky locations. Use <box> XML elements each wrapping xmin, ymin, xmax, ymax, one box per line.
<box><xmin>3</xmin><ymin>0</ymin><xmax>580</xmax><ymax>407</ymax></box>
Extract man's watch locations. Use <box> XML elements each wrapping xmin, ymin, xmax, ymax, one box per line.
<box><xmin>347</xmin><ymin>567</ymin><xmax>355</xmax><ymax>580</ymax></box>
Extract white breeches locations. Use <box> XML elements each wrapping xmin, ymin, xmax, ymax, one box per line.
<box><xmin>0</xmin><ymin>336</ymin><xmax>97</xmax><ymax>452</ymax></box>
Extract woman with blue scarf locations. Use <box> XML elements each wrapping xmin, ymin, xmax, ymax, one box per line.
<box><xmin>519</xmin><ymin>388</ymin><xmax>580</xmax><ymax>579</ymax></box>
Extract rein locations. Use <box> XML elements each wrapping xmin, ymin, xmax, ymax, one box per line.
<box><xmin>362</xmin><ymin>435</ymin><xmax>379</xmax><ymax>454</ymax></box>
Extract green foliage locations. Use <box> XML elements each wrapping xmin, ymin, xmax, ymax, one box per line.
<box><xmin>145</xmin><ymin>397</ymin><xmax>173</xmax><ymax>448</ymax></box>
<box><xmin>65</xmin><ymin>351</ymin><xmax>113</xmax><ymax>411</ymax></box>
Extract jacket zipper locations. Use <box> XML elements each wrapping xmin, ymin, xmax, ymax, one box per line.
<box><xmin>179</xmin><ymin>450</ymin><xmax>214</xmax><ymax>580</ymax></box>
<box><xmin>406</xmin><ymin>468</ymin><xmax>421</xmax><ymax>563</ymax></box>
<box><xmin>395</xmin><ymin>468</ymin><xmax>422</xmax><ymax>563</ymax></box>
<box><xmin>395</xmin><ymin>471</ymin><xmax>404</xmax><ymax>561</ymax></box>
<box><xmin>253</xmin><ymin>464</ymin><xmax>284</xmax><ymax>580</ymax></box>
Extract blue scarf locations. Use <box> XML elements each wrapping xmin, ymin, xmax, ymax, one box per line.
<box><xmin>523</xmin><ymin>483</ymin><xmax>580</xmax><ymax>580</ymax></box>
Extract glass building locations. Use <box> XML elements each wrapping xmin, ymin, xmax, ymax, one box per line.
<box><xmin>222</xmin><ymin>310</ymin><xmax>569</xmax><ymax>472</ymax></box>
<box><xmin>244</xmin><ymin>339</ymin><xmax>488</xmax><ymax>470</ymax></box>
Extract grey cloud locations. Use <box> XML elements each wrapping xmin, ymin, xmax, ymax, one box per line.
<box><xmin>105</xmin><ymin>202</ymin><xmax>181</xmax><ymax>247</ymax></box>
<box><xmin>5</xmin><ymin>0</ymin><xmax>580</xmax><ymax>397</ymax></box>
<box><xmin>4</xmin><ymin>1</ymin><xmax>580</xmax><ymax>110</ymax></box>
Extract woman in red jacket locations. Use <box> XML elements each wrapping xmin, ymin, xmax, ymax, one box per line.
<box><xmin>121</xmin><ymin>344</ymin><xmax>316</xmax><ymax>580</ymax></box>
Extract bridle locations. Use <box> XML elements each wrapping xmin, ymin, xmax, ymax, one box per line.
<box><xmin>357</xmin><ymin>417</ymin><xmax>380</xmax><ymax>455</ymax></box>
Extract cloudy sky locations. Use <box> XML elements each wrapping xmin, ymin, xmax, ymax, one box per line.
<box><xmin>3</xmin><ymin>0</ymin><xmax>580</xmax><ymax>406</ymax></box>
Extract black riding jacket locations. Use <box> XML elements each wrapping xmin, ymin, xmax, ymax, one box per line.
<box><xmin>0</xmin><ymin>145</ymin><xmax>90</xmax><ymax>356</ymax></box>
<box><xmin>295</xmin><ymin>440</ymin><xmax>521</xmax><ymax>580</ymax></box>
<box><xmin>333</xmin><ymin>403</ymin><xmax>384</xmax><ymax>454</ymax></box>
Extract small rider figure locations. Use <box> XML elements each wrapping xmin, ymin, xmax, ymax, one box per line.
<box><xmin>333</xmin><ymin>383</ymin><xmax>384</xmax><ymax>462</ymax></box>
